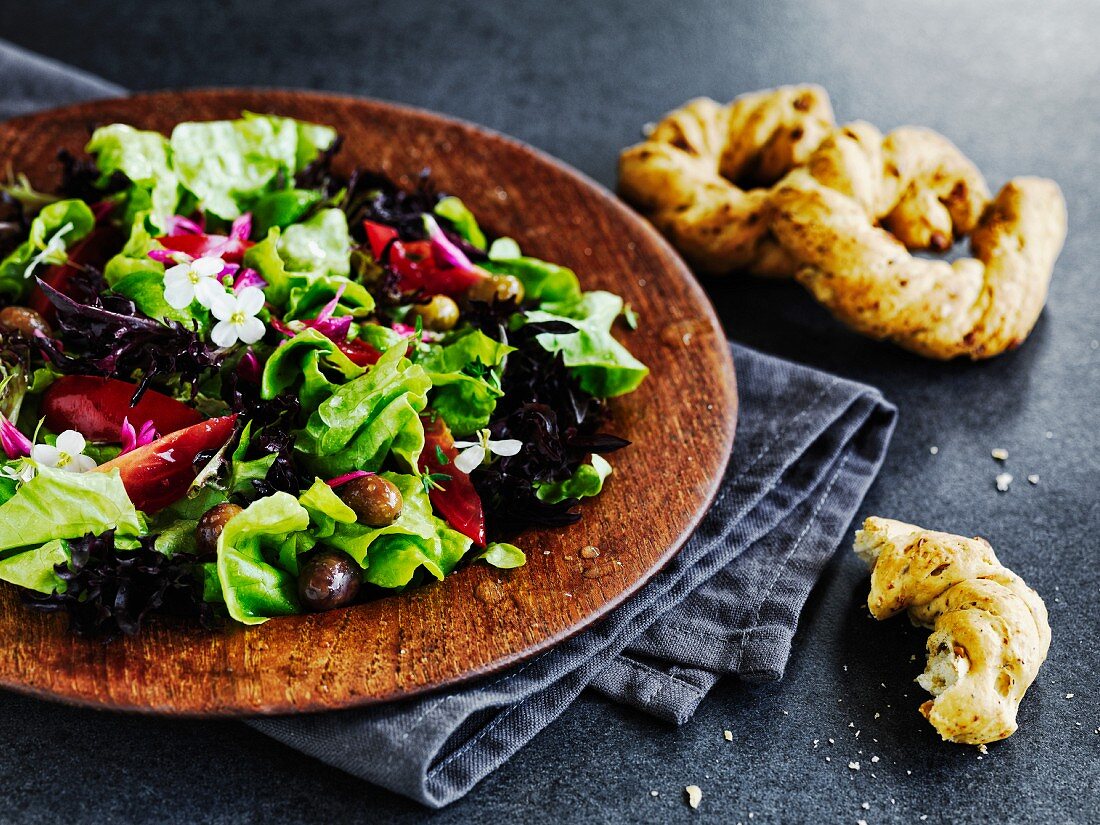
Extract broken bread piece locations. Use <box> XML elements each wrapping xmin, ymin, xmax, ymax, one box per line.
<box><xmin>853</xmin><ymin>517</ymin><xmax>1050</xmax><ymax>744</ymax></box>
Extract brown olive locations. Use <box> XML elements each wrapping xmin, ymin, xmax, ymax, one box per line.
<box><xmin>298</xmin><ymin>549</ymin><xmax>361</xmax><ymax>612</ymax></box>
<box><xmin>339</xmin><ymin>474</ymin><xmax>403</xmax><ymax>526</ymax></box>
<box><xmin>0</xmin><ymin>306</ymin><xmax>51</xmax><ymax>338</ymax></box>
<box><xmin>195</xmin><ymin>502</ymin><xmax>244</xmax><ymax>558</ymax></box>
<box><xmin>467</xmin><ymin>274</ymin><xmax>524</xmax><ymax>304</ymax></box>
<box><xmin>408</xmin><ymin>294</ymin><xmax>460</xmax><ymax>331</ymax></box>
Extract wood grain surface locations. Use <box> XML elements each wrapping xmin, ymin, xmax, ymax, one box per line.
<box><xmin>0</xmin><ymin>90</ymin><xmax>736</xmax><ymax>716</ymax></box>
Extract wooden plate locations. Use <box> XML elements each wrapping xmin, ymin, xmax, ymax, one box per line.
<box><xmin>0</xmin><ymin>90</ymin><xmax>736</xmax><ymax>716</ymax></box>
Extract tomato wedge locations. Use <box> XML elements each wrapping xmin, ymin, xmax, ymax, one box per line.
<box><xmin>363</xmin><ymin>220</ymin><xmax>487</xmax><ymax>297</ymax></box>
<box><xmin>29</xmin><ymin>225</ymin><xmax>125</xmax><ymax>321</ymax></box>
<box><xmin>419</xmin><ymin>415</ymin><xmax>486</xmax><ymax>546</ymax></box>
<box><xmin>42</xmin><ymin>376</ymin><xmax>204</xmax><ymax>442</ymax></box>
<box><xmin>94</xmin><ymin>415</ymin><xmax>238</xmax><ymax>512</ymax></box>
<box><xmin>337</xmin><ymin>338</ymin><xmax>383</xmax><ymax>366</ymax></box>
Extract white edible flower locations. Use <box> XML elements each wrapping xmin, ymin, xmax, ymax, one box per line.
<box><xmin>31</xmin><ymin>429</ymin><xmax>97</xmax><ymax>473</ymax></box>
<box><xmin>209</xmin><ymin>286</ymin><xmax>266</xmax><ymax>347</ymax></box>
<box><xmin>24</xmin><ymin>221</ymin><xmax>75</xmax><ymax>279</ymax></box>
<box><xmin>163</xmin><ymin>255</ymin><xmax>230</xmax><ymax>309</ymax></box>
<box><xmin>452</xmin><ymin>428</ymin><xmax>522</xmax><ymax>474</ymax></box>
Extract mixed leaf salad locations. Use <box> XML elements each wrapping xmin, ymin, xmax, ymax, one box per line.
<box><xmin>0</xmin><ymin>113</ymin><xmax>646</xmax><ymax>638</ymax></box>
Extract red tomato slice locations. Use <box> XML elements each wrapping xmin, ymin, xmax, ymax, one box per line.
<box><xmin>362</xmin><ymin>220</ymin><xmax>487</xmax><ymax>297</ymax></box>
<box><xmin>94</xmin><ymin>414</ymin><xmax>238</xmax><ymax>512</ymax></box>
<box><xmin>42</xmin><ymin>376</ymin><xmax>203</xmax><ymax>442</ymax></box>
<box><xmin>337</xmin><ymin>338</ymin><xmax>383</xmax><ymax>366</ymax></box>
<box><xmin>419</xmin><ymin>415</ymin><xmax>486</xmax><ymax>546</ymax></box>
<box><xmin>156</xmin><ymin>233</ymin><xmax>253</xmax><ymax>263</ymax></box>
<box><xmin>29</xmin><ymin>225</ymin><xmax>125</xmax><ymax>321</ymax></box>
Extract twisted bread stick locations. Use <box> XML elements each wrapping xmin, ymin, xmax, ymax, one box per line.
<box><xmin>854</xmin><ymin>517</ymin><xmax>1051</xmax><ymax>745</ymax></box>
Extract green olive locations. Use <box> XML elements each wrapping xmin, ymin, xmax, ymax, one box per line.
<box><xmin>408</xmin><ymin>294</ymin><xmax>460</xmax><ymax>331</ymax></box>
<box><xmin>0</xmin><ymin>306</ymin><xmax>52</xmax><ymax>338</ymax></box>
<box><xmin>195</xmin><ymin>502</ymin><xmax>244</xmax><ymax>559</ymax></box>
<box><xmin>339</xmin><ymin>475</ymin><xmax>403</xmax><ymax>526</ymax></box>
<box><xmin>467</xmin><ymin>274</ymin><xmax>524</xmax><ymax>304</ymax></box>
<box><xmin>298</xmin><ymin>549</ymin><xmax>361</xmax><ymax>612</ymax></box>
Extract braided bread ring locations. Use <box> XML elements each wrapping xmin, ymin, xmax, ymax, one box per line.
<box><xmin>854</xmin><ymin>517</ymin><xmax>1051</xmax><ymax>745</ymax></box>
<box><xmin>772</xmin><ymin>173</ymin><xmax>1066</xmax><ymax>359</ymax></box>
<box><xmin>618</xmin><ymin>86</ymin><xmax>834</xmax><ymax>275</ymax></box>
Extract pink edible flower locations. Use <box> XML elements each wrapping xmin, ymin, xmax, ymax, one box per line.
<box><xmin>391</xmin><ymin>322</ymin><xmax>418</xmax><ymax>338</ymax></box>
<box><xmin>423</xmin><ymin>215</ymin><xmax>476</xmax><ymax>272</ymax></box>
<box><xmin>233</xmin><ymin>267</ymin><xmax>268</xmax><ymax>293</ymax></box>
<box><xmin>0</xmin><ymin>415</ymin><xmax>32</xmax><ymax>460</ymax></box>
<box><xmin>119</xmin><ymin>417</ymin><xmax>157</xmax><ymax>455</ymax></box>
<box><xmin>228</xmin><ymin>213</ymin><xmax>252</xmax><ymax>243</ymax></box>
<box><xmin>163</xmin><ymin>214</ymin><xmax>206</xmax><ymax>236</ymax></box>
<box><xmin>325</xmin><ymin>470</ymin><xmax>374</xmax><ymax>488</ymax></box>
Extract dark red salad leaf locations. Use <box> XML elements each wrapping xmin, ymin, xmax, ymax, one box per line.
<box><xmin>23</xmin><ymin>530</ymin><xmax>215</xmax><ymax>640</ymax></box>
<box><xmin>34</xmin><ymin>277</ymin><xmax>223</xmax><ymax>402</ymax></box>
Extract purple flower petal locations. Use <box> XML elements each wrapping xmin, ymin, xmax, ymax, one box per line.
<box><xmin>424</xmin><ymin>215</ymin><xmax>475</xmax><ymax>272</ymax></box>
<box><xmin>325</xmin><ymin>470</ymin><xmax>375</xmax><ymax>488</ymax></box>
<box><xmin>233</xmin><ymin>267</ymin><xmax>268</xmax><ymax>293</ymax></box>
<box><xmin>219</xmin><ymin>262</ymin><xmax>241</xmax><ymax>279</ymax></box>
<box><xmin>0</xmin><ymin>416</ymin><xmax>32</xmax><ymax>459</ymax></box>
<box><xmin>164</xmin><ymin>214</ymin><xmax>205</xmax><ymax>236</ymax></box>
<box><xmin>392</xmin><ymin>322</ymin><xmax>417</xmax><ymax>338</ymax></box>
<box><xmin>229</xmin><ymin>213</ymin><xmax>253</xmax><ymax>242</ymax></box>
<box><xmin>148</xmin><ymin>248</ymin><xmax>184</xmax><ymax>264</ymax></box>
<box><xmin>119</xmin><ymin>416</ymin><xmax>137</xmax><ymax>454</ymax></box>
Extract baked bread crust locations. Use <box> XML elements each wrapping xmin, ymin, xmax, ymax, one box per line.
<box><xmin>619</xmin><ymin>87</ymin><xmax>1067</xmax><ymax>359</ymax></box>
<box><xmin>854</xmin><ymin>517</ymin><xmax>1051</xmax><ymax>745</ymax></box>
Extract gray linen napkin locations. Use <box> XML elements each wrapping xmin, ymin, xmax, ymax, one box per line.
<box><xmin>0</xmin><ymin>41</ymin><xmax>897</xmax><ymax>808</ymax></box>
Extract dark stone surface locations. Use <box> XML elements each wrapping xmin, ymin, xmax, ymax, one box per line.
<box><xmin>1</xmin><ymin>0</ymin><xmax>1097</xmax><ymax>821</ymax></box>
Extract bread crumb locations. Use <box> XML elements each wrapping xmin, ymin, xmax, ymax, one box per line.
<box><xmin>829</xmin><ymin>738</ymin><xmax>835</xmax><ymax>744</ymax></box>
<box><xmin>858</xmin><ymin>820</ymin><xmax>868</xmax><ymax>825</ymax></box>
<box><xmin>650</xmin><ymin>790</ymin><xmax>659</xmax><ymax>797</ymax></box>
<box><xmin>995</xmin><ymin>473</ymin><xmax>1013</xmax><ymax>492</ymax></box>
<box><xmin>1045</xmin><ymin>431</ymin><xmax>1054</xmax><ymax>439</ymax></box>
<box><xmin>1027</xmin><ymin>474</ymin><xmax>1039</xmax><ymax>484</ymax></box>
<box><xmin>724</xmin><ymin>730</ymin><xmax>733</xmax><ymax>741</ymax></box>
<box><xmin>1066</xmin><ymin>693</ymin><xmax>1074</xmax><ymax>699</ymax></box>
<box><xmin>685</xmin><ymin>785</ymin><xmax>702</xmax><ymax>809</ymax></box>
<box><xmin>978</xmin><ymin>744</ymin><xmax>988</xmax><ymax>754</ymax></box>
<box><xmin>873</xmin><ymin>712</ymin><xmax>880</xmax><ymax>719</ymax></box>
<box><xmin>991</xmin><ymin>448</ymin><xmax>1009</xmax><ymax>460</ymax></box>
<box><xmin>848</xmin><ymin>761</ymin><xmax>860</xmax><ymax>771</ymax></box>
<box><xmin>861</xmin><ymin>801</ymin><xmax>870</xmax><ymax>810</ymax></box>
<box><xmin>929</xmin><ymin>445</ymin><xmax>939</xmax><ymax>455</ymax></box>
<box><xmin>825</xmin><ymin>756</ymin><xmax>831</xmax><ymax>762</ymax></box>
<box><xmin>871</xmin><ymin>755</ymin><xmax>880</xmax><ymax>763</ymax></box>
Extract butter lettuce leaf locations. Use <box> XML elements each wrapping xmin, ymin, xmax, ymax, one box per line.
<box><xmin>478</xmin><ymin>542</ymin><xmax>526</xmax><ymax>570</ymax></box>
<box><xmin>296</xmin><ymin>342</ymin><xmax>431</xmax><ymax>475</ymax></box>
<box><xmin>0</xmin><ymin>538</ymin><xmax>69</xmax><ymax>594</ymax></box>
<box><xmin>261</xmin><ymin>328</ymin><xmax>364</xmax><ymax>412</ymax></box>
<box><xmin>214</xmin><ymin>491</ymin><xmax>310</xmax><ymax>624</ymax></box>
<box><xmin>169</xmin><ymin>113</ymin><xmax>336</xmax><ymax>219</ymax></box>
<box><xmin>535</xmin><ymin>454</ymin><xmax>612</xmax><ymax>503</ymax></box>
<box><xmin>0</xmin><ymin>199</ymin><xmax>96</xmax><ymax>300</ymax></box>
<box><xmin>434</xmin><ymin>196</ymin><xmax>486</xmax><ymax>250</ymax></box>
<box><xmin>0</xmin><ymin>465</ymin><xmax>143</xmax><ymax>555</ymax></box>
<box><xmin>483</xmin><ymin>245</ymin><xmax>582</xmax><ymax>305</ymax></box>
<box><xmin>277</xmin><ymin>208</ymin><xmax>352</xmax><ymax>278</ymax></box>
<box><xmin>415</xmin><ymin>329</ymin><xmax>514</xmax><ymax>436</ymax></box>
<box><xmin>525</xmin><ymin>291</ymin><xmax>648</xmax><ymax>397</ymax></box>
<box><xmin>86</xmin><ymin>123</ymin><xmax>180</xmax><ymax>230</ymax></box>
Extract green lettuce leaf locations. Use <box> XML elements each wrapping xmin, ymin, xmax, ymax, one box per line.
<box><xmin>483</xmin><ymin>244</ymin><xmax>582</xmax><ymax>304</ymax></box>
<box><xmin>111</xmin><ymin>270</ymin><xmax>198</xmax><ymax>325</ymax></box>
<box><xmin>103</xmin><ymin>213</ymin><xmax>163</xmax><ymax>286</ymax></box>
<box><xmin>214</xmin><ymin>491</ymin><xmax>310</xmax><ymax>624</ymax></box>
<box><xmin>0</xmin><ymin>538</ymin><xmax>70</xmax><ymax>594</ymax></box>
<box><xmin>535</xmin><ymin>454</ymin><xmax>612</xmax><ymax>503</ymax></box>
<box><xmin>478</xmin><ymin>542</ymin><xmax>526</xmax><ymax>569</ymax></box>
<box><xmin>434</xmin><ymin>196</ymin><xmax>486</xmax><ymax>250</ymax></box>
<box><xmin>252</xmin><ymin>188</ymin><xmax>324</xmax><ymax>236</ymax></box>
<box><xmin>415</xmin><ymin>329</ymin><xmax>514</xmax><ymax>436</ymax></box>
<box><xmin>261</xmin><ymin>328</ymin><xmax>364</xmax><ymax>412</ymax></box>
<box><xmin>86</xmin><ymin>123</ymin><xmax>180</xmax><ymax>230</ymax></box>
<box><xmin>277</xmin><ymin>208</ymin><xmax>351</xmax><ymax>278</ymax></box>
<box><xmin>0</xmin><ymin>465</ymin><xmax>143</xmax><ymax>555</ymax></box>
<box><xmin>0</xmin><ymin>199</ymin><xmax>96</xmax><ymax>300</ymax></box>
<box><xmin>525</xmin><ymin>291</ymin><xmax>648</xmax><ymax>397</ymax></box>
<box><xmin>169</xmin><ymin>113</ymin><xmax>336</xmax><ymax>220</ymax></box>
<box><xmin>296</xmin><ymin>342</ymin><xmax>431</xmax><ymax>476</ymax></box>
